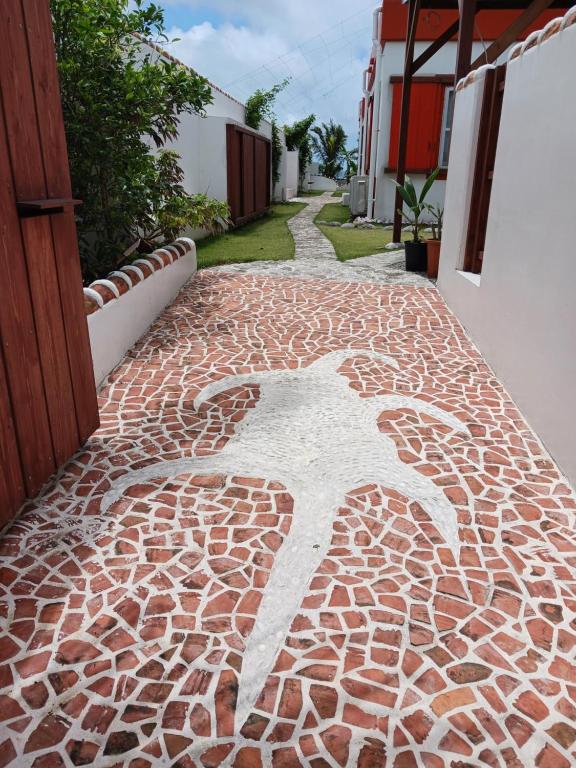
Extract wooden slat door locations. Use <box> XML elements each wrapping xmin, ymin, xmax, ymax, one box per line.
<box><xmin>226</xmin><ymin>123</ymin><xmax>271</xmax><ymax>225</ymax></box>
<box><xmin>0</xmin><ymin>1</ymin><xmax>99</xmax><ymax>525</ymax></box>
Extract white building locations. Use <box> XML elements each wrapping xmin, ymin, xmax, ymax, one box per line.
<box><xmin>357</xmin><ymin>0</ymin><xmax>560</xmax><ymax>222</ymax></box>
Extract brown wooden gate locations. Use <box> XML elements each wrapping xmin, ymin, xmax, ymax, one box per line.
<box><xmin>0</xmin><ymin>1</ymin><xmax>99</xmax><ymax>525</ymax></box>
<box><xmin>227</xmin><ymin>124</ymin><xmax>271</xmax><ymax>225</ymax></box>
<box><xmin>464</xmin><ymin>64</ymin><xmax>507</xmax><ymax>274</ymax></box>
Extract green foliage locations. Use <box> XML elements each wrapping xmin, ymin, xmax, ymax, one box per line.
<box><xmin>52</xmin><ymin>0</ymin><xmax>219</xmax><ymax>282</ymax></box>
<box><xmin>244</xmin><ymin>80</ymin><xmax>289</xmax><ymax>130</ymax></box>
<box><xmin>310</xmin><ymin>120</ymin><xmax>347</xmax><ymax>180</ymax></box>
<box><xmin>426</xmin><ymin>203</ymin><xmax>444</xmax><ymax>240</ymax></box>
<box><xmin>271</xmin><ymin>121</ymin><xmax>283</xmax><ymax>186</ymax></box>
<box><xmin>315</xmin><ymin>204</ymin><xmax>410</xmax><ymax>262</ymax></box>
<box><xmin>342</xmin><ymin>147</ymin><xmax>358</xmax><ymax>183</ymax></box>
<box><xmin>146</xmin><ymin>151</ymin><xmax>230</xmax><ymax>241</ymax></box>
<box><xmin>392</xmin><ymin>168</ymin><xmax>440</xmax><ymax>242</ymax></box>
<box><xmin>284</xmin><ymin>115</ymin><xmax>315</xmax><ymax>191</ymax></box>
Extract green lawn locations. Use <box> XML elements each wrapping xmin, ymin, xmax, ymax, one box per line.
<box><xmin>196</xmin><ymin>203</ymin><xmax>306</xmax><ymax>269</ymax></box>
<box><xmin>331</xmin><ymin>190</ymin><xmax>345</xmax><ymax>197</ymax></box>
<box><xmin>316</xmin><ymin>202</ymin><xmax>351</xmax><ymax>224</ymax></box>
<box><xmin>298</xmin><ymin>190</ymin><xmax>325</xmax><ymax>197</ymax></box>
<box><xmin>315</xmin><ymin>202</ymin><xmax>410</xmax><ymax>262</ymax></box>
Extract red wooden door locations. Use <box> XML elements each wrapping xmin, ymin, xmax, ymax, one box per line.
<box><xmin>227</xmin><ymin>124</ymin><xmax>271</xmax><ymax>225</ymax></box>
<box><xmin>0</xmin><ymin>1</ymin><xmax>99</xmax><ymax>525</ymax></box>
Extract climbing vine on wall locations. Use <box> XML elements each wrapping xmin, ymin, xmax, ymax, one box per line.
<box><xmin>244</xmin><ymin>80</ymin><xmax>290</xmax><ymax>130</ymax></box>
<box><xmin>271</xmin><ymin>121</ymin><xmax>283</xmax><ymax>185</ymax></box>
<box><xmin>284</xmin><ymin>114</ymin><xmax>316</xmax><ymax>190</ymax></box>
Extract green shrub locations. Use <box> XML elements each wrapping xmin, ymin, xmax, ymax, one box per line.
<box><xmin>284</xmin><ymin>115</ymin><xmax>316</xmax><ymax>191</ymax></box>
<box><xmin>52</xmin><ymin>0</ymin><xmax>221</xmax><ymax>282</ymax></box>
<box><xmin>244</xmin><ymin>80</ymin><xmax>289</xmax><ymax>130</ymax></box>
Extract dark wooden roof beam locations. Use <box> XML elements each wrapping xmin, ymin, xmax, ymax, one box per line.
<box><xmin>411</xmin><ymin>19</ymin><xmax>460</xmax><ymax>73</ymax></box>
<box><xmin>470</xmin><ymin>0</ymin><xmax>556</xmax><ymax>68</ymax></box>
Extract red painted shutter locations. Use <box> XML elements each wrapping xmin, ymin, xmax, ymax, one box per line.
<box><xmin>388</xmin><ymin>82</ymin><xmax>445</xmax><ymax>171</ymax></box>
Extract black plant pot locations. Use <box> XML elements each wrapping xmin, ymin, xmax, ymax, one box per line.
<box><xmin>404</xmin><ymin>240</ymin><xmax>427</xmax><ymax>272</ymax></box>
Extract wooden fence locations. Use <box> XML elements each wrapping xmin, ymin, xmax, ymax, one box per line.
<box><xmin>227</xmin><ymin>124</ymin><xmax>271</xmax><ymax>225</ymax></box>
<box><xmin>0</xmin><ymin>1</ymin><xmax>99</xmax><ymax>524</ymax></box>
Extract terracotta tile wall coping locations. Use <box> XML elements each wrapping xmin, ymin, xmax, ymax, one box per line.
<box><xmin>83</xmin><ymin>238</ymin><xmax>195</xmax><ymax>316</ymax></box>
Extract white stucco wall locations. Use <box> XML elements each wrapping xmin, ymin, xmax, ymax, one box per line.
<box><xmin>438</xmin><ymin>19</ymin><xmax>576</xmax><ymax>486</ymax></box>
<box><xmin>88</xmin><ymin>248</ymin><xmax>197</xmax><ymax>387</ymax></box>
<box><xmin>308</xmin><ymin>175</ymin><xmax>338</xmax><ymax>191</ymax></box>
<box><xmin>273</xmin><ymin>139</ymin><xmax>299</xmax><ymax>202</ymax></box>
<box><xmin>138</xmin><ymin>38</ymin><xmax>278</xmax><ymax>225</ymax></box>
<box><xmin>285</xmin><ymin>151</ymin><xmax>299</xmax><ymax>199</ymax></box>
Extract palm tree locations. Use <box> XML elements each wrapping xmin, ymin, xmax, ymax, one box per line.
<box><xmin>342</xmin><ymin>147</ymin><xmax>358</xmax><ymax>183</ymax></box>
<box><xmin>310</xmin><ymin>120</ymin><xmax>347</xmax><ymax>180</ymax></box>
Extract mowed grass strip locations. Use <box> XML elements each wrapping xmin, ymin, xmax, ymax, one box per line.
<box><xmin>196</xmin><ymin>202</ymin><xmax>306</xmax><ymax>269</ymax></box>
<box><xmin>315</xmin><ymin>202</ymin><xmax>410</xmax><ymax>262</ymax></box>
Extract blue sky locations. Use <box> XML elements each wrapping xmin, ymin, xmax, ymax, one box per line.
<box><xmin>154</xmin><ymin>0</ymin><xmax>376</xmax><ymax>146</ymax></box>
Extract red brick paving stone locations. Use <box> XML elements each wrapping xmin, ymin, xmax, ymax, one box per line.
<box><xmin>233</xmin><ymin>747</ymin><xmax>264</xmax><ymax>768</ymax></box>
<box><xmin>1</xmin><ymin>272</ymin><xmax>576</xmax><ymax>766</ymax></box>
<box><xmin>0</xmin><ymin>741</ymin><xmax>16</xmax><ymax>768</ymax></box>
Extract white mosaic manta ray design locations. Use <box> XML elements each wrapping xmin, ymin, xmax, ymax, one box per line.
<box><xmin>102</xmin><ymin>349</ymin><xmax>470</xmax><ymax>726</ymax></box>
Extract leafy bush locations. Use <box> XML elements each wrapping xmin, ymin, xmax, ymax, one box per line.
<box><xmin>284</xmin><ymin>115</ymin><xmax>316</xmax><ymax>191</ymax></box>
<box><xmin>244</xmin><ymin>80</ymin><xmax>289</xmax><ymax>130</ymax></box>
<box><xmin>144</xmin><ymin>151</ymin><xmax>230</xmax><ymax>241</ymax></box>
<box><xmin>52</xmin><ymin>0</ymin><xmax>221</xmax><ymax>282</ymax></box>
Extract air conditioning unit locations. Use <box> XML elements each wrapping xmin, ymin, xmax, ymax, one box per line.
<box><xmin>349</xmin><ymin>175</ymin><xmax>368</xmax><ymax>216</ymax></box>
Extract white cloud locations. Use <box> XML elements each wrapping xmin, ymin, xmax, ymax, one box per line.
<box><xmin>161</xmin><ymin>0</ymin><xmax>375</xmax><ymax>146</ymax></box>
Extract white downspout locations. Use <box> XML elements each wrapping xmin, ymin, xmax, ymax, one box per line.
<box><xmin>367</xmin><ymin>7</ymin><xmax>384</xmax><ymax>220</ymax></box>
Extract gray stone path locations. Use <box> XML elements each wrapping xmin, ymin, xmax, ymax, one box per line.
<box><xmin>209</xmin><ymin>193</ymin><xmax>431</xmax><ymax>286</ymax></box>
<box><xmin>288</xmin><ymin>192</ymin><xmax>337</xmax><ymax>260</ymax></box>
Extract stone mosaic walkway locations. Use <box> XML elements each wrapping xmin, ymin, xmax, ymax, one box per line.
<box><xmin>1</xmin><ymin>198</ymin><xmax>576</xmax><ymax>767</ymax></box>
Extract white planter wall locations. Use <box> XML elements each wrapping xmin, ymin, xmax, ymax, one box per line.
<box><xmin>87</xmin><ymin>247</ymin><xmax>197</xmax><ymax>387</ymax></box>
<box><xmin>438</xmin><ymin>16</ymin><xmax>576</xmax><ymax>486</ymax></box>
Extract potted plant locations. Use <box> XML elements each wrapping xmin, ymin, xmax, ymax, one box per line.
<box><xmin>426</xmin><ymin>203</ymin><xmax>443</xmax><ymax>279</ymax></box>
<box><xmin>392</xmin><ymin>168</ymin><xmax>439</xmax><ymax>272</ymax></box>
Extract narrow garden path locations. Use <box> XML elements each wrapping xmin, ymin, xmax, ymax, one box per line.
<box><xmin>288</xmin><ymin>192</ymin><xmax>337</xmax><ymax>261</ymax></box>
<box><xmin>0</xmin><ymin>237</ymin><xmax>575</xmax><ymax>767</ymax></box>
<box><xmin>212</xmin><ymin>193</ymin><xmax>430</xmax><ymax>286</ymax></box>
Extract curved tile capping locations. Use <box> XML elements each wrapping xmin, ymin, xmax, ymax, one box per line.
<box><xmin>83</xmin><ymin>238</ymin><xmax>195</xmax><ymax>315</ymax></box>
<box><xmin>85</xmin><ymin>238</ymin><xmax>197</xmax><ymax>386</ymax></box>
<box><xmin>456</xmin><ymin>5</ymin><xmax>576</xmax><ymax>93</ymax></box>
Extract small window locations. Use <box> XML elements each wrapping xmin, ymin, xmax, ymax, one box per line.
<box><xmin>439</xmin><ymin>88</ymin><xmax>455</xmax><ymax>168</ymax></box>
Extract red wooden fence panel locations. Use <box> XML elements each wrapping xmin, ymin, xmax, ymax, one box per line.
<box><xmin>242</xmin><ymin>133</ymin><xmax>256</xmax><ymax>218</ymax></box>
<box><xmin>226</xmin><ymin>124</ymin><xmax>271</xmax><ymax>225</ymax></box>
<box><xmin>0</xmin><ymin>0</ymin><xmax>99</xmax><ymax>525</ymax></box>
